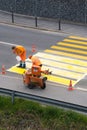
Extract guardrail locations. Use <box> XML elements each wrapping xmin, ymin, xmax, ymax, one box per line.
<box><xmin>0</xmin><ymin>88</ymin><xmax>87</xmax><ymax>113</ymax></box>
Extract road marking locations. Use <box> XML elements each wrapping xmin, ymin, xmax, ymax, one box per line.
<box><xmin>7</xmin><ymin>60</ymin><xmax>82</xmax><ymax>79</ymax></box>
<box><xmin>45</xmin><ymin>49</ymin><xmax>87</xmax><ymax>60</ymax></box>
<box><xmin>76</xmin><ymin>87</ymin><xmax>87</xmax><ymax>92</ymax></box>
<box><xmin>68</xmin><ymin>36</ymin><xmax>87</xmax><ymax>41</ymax></box>
<box><xmin>7</xmin><ymin>35</ymin><xmax>87</xmax><ymax>87</ymax></box>
<box><xmin>51</xmin><ymin>45</ymin><xmax>87</xmax><ymax>55</ymax></box>
<box><xmin>63</xmin><ymin>39</ymin><xmax>87</xmax><ymax>45</ymax></box>
<box><xmin>0</xmin><ymin>41</ymin><xmax>18</xmax><ymax>46</ymax></box>
<box><xmin>58</xmin><ymin>42</ymin><xmax>87</xmax><ymax>50</ymax></box>
<box><xmin>7</xmin><ymin>66</ymin><xmax>26</xmax><ymax>74</ymax></box>
<box><xmin>26</xmin><ymin>58</ymin><xmax>87</xmax><ymax>73</ymax></box>
<box><xmin>35</xmin><ymin>52</ymin><xmax>87</xmax><ymax>67</ymax></box>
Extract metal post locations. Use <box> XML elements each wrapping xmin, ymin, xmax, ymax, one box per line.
<box><xmin>35</xmin><ymin>16</ymin><xmax>37</xmax><ymax>27</ymax></box>
<box><xmin>58</xmin><ymin>19</ymin><xmax>61</xmax><ymax>30</ymax></box>
<box><xmin>12</xmin><ymin>91</ymin><xmax>15</xmax><ymax>104</ymax></box>
<box><xmin>12</xmin><ymin>11</ymin><xmax>14</xmax><ymax>23</ymax></box>
<box><xmin>34</xmin><ymin>0</ymin><xmax>38</xmax><ymax>27</ymax></box>
<box><xmin>58</xmin><ymin>0</ymin><xmax>61</xmax><ymax>30</ymax></box>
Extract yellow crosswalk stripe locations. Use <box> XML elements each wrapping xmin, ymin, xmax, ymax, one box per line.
<box><xmin>26</xmin><ymin>56</ymin><xmax>87</xmax><ymax>73</ymax></box>
<box><xmin>42</xmin><ymin>66</ymin><xmax>82</xmax><ymax>79</ymax></box>
<box><xmin>40</xmin><ymin>59</ymin><xmax>87</xmax><ymax>73</ymax></box>
<box><xmin>44</xmin><ymin>49</ymin><xmax>87</xmax><ymax>60</ymax></box>
<box><xmin>26</xmin><ymin>59</ymin><xmax>83</xmax><ymax>79</ymax></box>
<box><xmin>7</xmin><ymin>66</ymin><xmax>26</xmax><ymax>74</ymax></box>
<box><xmin>57</xmin><ymin>42</ymin><xmax>87</xmax><ymax>50</ymax></box>
<box><xmin>45</xmin><ymin>75</ymin><xmax>76</xmax><ymax>86</ymax></box>
<box><xmin>68</xmin><ymin>36</ymin><xmax>87</xmax><ymax>41</ymax></box>
<box><xmin>63</xmin><ymin>39</ymin><xmax>87</xmax><ymax>45</ymax></box>
<box><xmin>35</xmin><ymin>52</ymin><xmax>87</xmax><ymax>67</ymax></box>
<box><xmin>7</xmin><ymin>62</ymin><xmax>76</xmax><ymax>86</ymax></box>
<box><xmin>51</xmin><ymin>45</ymin><xmax>87</xmax><ymax>55</ymax></box>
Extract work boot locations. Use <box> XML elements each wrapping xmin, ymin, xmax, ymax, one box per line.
<box><xmin>21</xmin><ymin>62</ymin><xmax>26</xmax><ymax>68</ymax></box>
<box><xmin>17</xmin><ymin>61</ymin><xmax>22</xmax><ymax>68</ymax></box>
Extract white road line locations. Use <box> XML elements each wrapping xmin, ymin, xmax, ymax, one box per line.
<box><xmin>0</xmin><ymin>41</ymin><xmax>19</xmax><ymax>46</ymax></box>
<box><xmin>76</xmin><ymin>87</ymin><xmax>87</xmax><ymax>92</ymax></box>
<box><xmin>73</xmin><ymin>73</ymin><xmax>86</xmax><ymax>86</ymax></box>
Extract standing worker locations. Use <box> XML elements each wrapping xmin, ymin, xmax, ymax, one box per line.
<box><xmin>29</xmin><ymin>55</ymin><xmax>42</xmax><ymax>67</ymax></box>
<box><xmin>11</xmin><ymin>45</ymin><xmax>26</xmax><ymax>68</ymax></box>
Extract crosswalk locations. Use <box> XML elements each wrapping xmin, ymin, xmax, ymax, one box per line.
<box><xmin>7</xmin><ymin>35</ymin><xmax>87</xmax><ymax>86</ymax></box>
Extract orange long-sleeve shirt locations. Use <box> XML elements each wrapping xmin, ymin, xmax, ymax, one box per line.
<box><xmin>14</xmin><ymin>46</ymin><xmax>26</xmax><ymax>61</ymax></box>
<box><xmin>14</xmin><ymin>46</ymin><xmax>25</xmax><ymax>55</ymax></box>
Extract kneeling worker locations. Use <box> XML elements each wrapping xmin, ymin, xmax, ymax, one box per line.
<box><xmin>11</xmin><ymin>45</ymin><xmax>26</xmax><ymax>68</ymax></box>
<box><xmin>29</xmin><ymin>55</ymin><xmax>42</xmax><ymax>67</ymax></box>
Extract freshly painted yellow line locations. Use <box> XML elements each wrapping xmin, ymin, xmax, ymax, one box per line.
<box><xmin>58</xmin><ymin>42</ymin><xmax>87</xmax><ymax>50</ymax></box>
<box><xmin>44</xmin><ymin>74</ymin><xmax>76</xmax><ymax>86</ymax></box>
<box><xmin>42</xmin><ymin>71</ymin><xmax>76</xmax><ymax>86</ymax></box>
<box><xmin>7</xmin><ymin>62</ymin><xmax>32</xmax><ymax>74</ymax></box>
<box><xmin>41</xmin><ymin>58</ymin><xmax>87</xmax><ymax>73</ymax></box>
<box><xmin>7</xmin><ymin>66</ymin><xmax>26</xmax><ymax>74</ymax></box>
<box><xmin>51</xmin><ymin>45</ymin><xmax>87</xmax><ymax>55</ymax></box>
<box><xmin>26</xmin><ymin>58</ymin><xmax>87</xmax><ymax>73</ymax></box>
<box><xmin>44</xmin><ymin>49</ymin><xmax>87</xmax><ymax>60</ymax></box>
<box><xmin>63</xmin><ymin>39</ymin><xmax>87</xmax><ymax>45</ymax></box>
<box><xmin>42</xmin><ymin>65</ymin><xmax>82</xmax><ymax>79</ymax></box>
<box><xmin>35</xmin><ymin>52</ymin><xmax>87</xmax><ymax>67</ymax></box>
<box><xmin>7</xmin><ymin>63</ymin><xmax>76</xmax><ymax>86</ymax></box>
<box><xmin>7</xmin><ymin>60</ymin><xmax>82</xmax><ymax>81</ymax></box>
<box><xmin>68</xmin><ymin>36</ymin><xmax>87</xmax><ymax>41</ymax></box>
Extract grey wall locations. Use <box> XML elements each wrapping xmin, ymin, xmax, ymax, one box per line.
<box><xmin>0</xmin><ymin>0</ymin><xmax>86</xmax><ymax>24</ymax></box>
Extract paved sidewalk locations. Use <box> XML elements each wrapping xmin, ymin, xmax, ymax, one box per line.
<box><xmin>0</xmin><ymin>11</ymin><xmax>87</xmax><ymax>37</ymax></box>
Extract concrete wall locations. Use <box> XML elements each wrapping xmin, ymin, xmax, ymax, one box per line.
<box><xmin>0</xmin><ymin>0</ymin><xmax>86</xmax><ymax>24</ymax></box>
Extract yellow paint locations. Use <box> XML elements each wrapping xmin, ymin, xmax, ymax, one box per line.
<box><xmin>7</xmin><ymin>64</ymin><xmax>76</xmax><ymax>86</ymax></box>
<box><xmin>7</xmin><ymin>35</ymin><xmax>87</xmax><ymax>87</ymax></box>
<box><xmin>58</xmin><ymin>42</ymin><xmax>87</xmax><ymax>50</ymax></box>
<box><xmin>44</xmin><ymin>49</ymin><xmax>87</xmax><ymax>60</ymax></box>
<box><xmin>8</xmin><ymin>60</ymin><xmax>83</xmax><ymax>80</ymax></box>
<box><xmin>36</xmin><ymin>52</ymin><xmax>87</xmax><ymax>67</ymax></box>
<box><xmin>41</xmin><ymin>58</ymin><xmax>87</xmax><ymax>73</ymax></box>
<box><xmin>68</xmin><ymin>36</ymin><xmax>87</xmax><ymax>41</ymax></box>
<box><xmin>43</xmin><ymin>74</ymin><xmax>76</xmax><ymax>86</ymax></box>
<box><xmin>63</xmin><ymin>39</ymin><xmax>87</xmax><ymax>45</ymax></box>
<box><xmin>51</xmin><ymin>45</ymin><xmax>87</xmax><ymax>55</ymax></box>
<box><xmin>42</xmin><ymin>65</ymin><xmax>82</xmax><ymax>79</ymax></box>
<box><xmin>7</xmin><ymin>66</ymin><xmax>26</xmax><ymax>74</ymax></box>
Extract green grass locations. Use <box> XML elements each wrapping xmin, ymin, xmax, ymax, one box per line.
<box><xmin>0</xmin><ymin>96</ymin><xmax>87</xmax><ymax>130</ymax></box>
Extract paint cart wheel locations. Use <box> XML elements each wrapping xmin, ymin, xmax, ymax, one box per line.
<box><xmin>41</xmin><ymin>82</ymin><xmax>46</xmax><ymax>89</ymax></box>
<box><xmin>41</xmin><ymin>77</ymin><xmax>47</xmax><ymax>89</ymax></box>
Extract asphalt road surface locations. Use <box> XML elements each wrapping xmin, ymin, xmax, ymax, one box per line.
<box><xmin>0</xmin><ymin>23</ymin><xmax>87</xmax><ymax>107</ymax></box>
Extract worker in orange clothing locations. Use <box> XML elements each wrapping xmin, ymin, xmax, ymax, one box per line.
<box><xmin>29</xmin><ymin>55</ymin><xmax>42</xmax><ymax>67</ymax></box>
<box><xmin>11</xmin><ymin>45</ymin><xmax>26</xmax><ymax>68</ymax></box>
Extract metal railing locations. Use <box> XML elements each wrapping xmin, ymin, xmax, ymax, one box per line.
<box><xmin>0</xmin><ymin>87</ymin><xmax>87</xmax><ymax>113</ymax></box>
<box><xmin>0</xmin><ymin>10</ymin><xmax>62</xmax><ymax>31</ymax></box>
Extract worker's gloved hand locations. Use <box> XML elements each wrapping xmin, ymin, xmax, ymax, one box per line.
<box><xmin>16</xmin><ymin>56</ymin><xmax>21</xmax><ymax>62</ymax></box>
